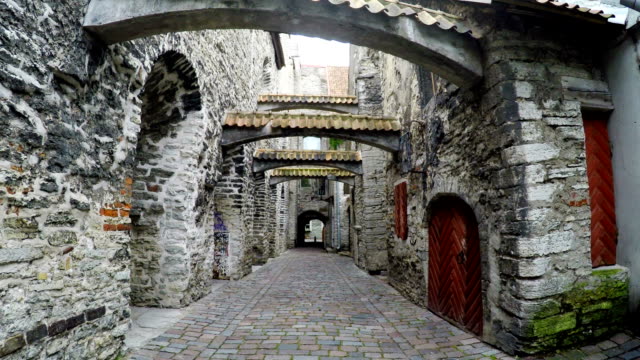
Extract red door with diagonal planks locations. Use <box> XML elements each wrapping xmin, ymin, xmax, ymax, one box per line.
<box><xmin>428</xmin><ymin>197</ymin><xmax>483</xmax><ymax>335</ymax></box>
<box><xmin>583</xmin><ymin>112</ymin><xmax>618</xmax><ymax>267</ymax></box>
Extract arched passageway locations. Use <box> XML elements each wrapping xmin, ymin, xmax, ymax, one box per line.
<box><xmin>296</xmin><ymin>210</ymin><xmax>329</xmax><ymax>248</ymax></box>
<box><xmin>83</xmin><ymin>0</ymin><xmax>483</xmax><ymax>87</ymax></box>
<box><xmin>130</xmin><ymin>51</ymin><xmax>208</xmax><ymax>307</ymax></box>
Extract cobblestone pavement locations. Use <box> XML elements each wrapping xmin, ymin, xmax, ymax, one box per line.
<box><xmin>128</xmin><ymin>249</ymin><xmax>640</xmax><ymax>360</ymax></box>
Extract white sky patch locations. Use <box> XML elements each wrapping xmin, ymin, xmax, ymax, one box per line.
<box><xmin>291</xmin><ymin>35</ymin><xmax>350</xmax><ymax>67</ymax></box>
<box><xmin>303</xmin><ymin>137</ymin><xmax>322</xmax><ymax>150</ymax></box>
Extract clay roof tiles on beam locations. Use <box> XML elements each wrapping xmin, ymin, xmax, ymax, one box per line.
<box><xmin>317</xmin><ymin>0</ymin><xmax>618</xmax><ymax>38</ymax></box>
<box><xmin>532</xmin><ymin>0</ymin><xmax>614</xmax><ymax>20</ymax></box>
<box><xmin>225</xmin><ymin>112</ymin><xmax>401</xmax><ymax>132</ymax></box>
<box><xmin>258</xmin><ymin>94</ymin><xmax>358</xmax><ymax>105</ymax></box>
<box><xmin>316</xmin><ymin>0</ymin><xmax>479</xmax><ymax>38</ymax></box>
<box><xmin>270</xmin><ymin>167</ymin><xmax>356</xmax><ymax>177</ymax></box>
<box><xmin>254</xmin><ymin>149</ymin><xmax>362</xmax><ymax>161</ymax></box>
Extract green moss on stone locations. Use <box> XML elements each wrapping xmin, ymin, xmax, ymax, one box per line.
<box><xmin>522</xmin><ymin>268</ymin><xmax>629</xmax><ymax>355</ymax></box>
<box><xmin>564</xmin><ymin>274</ymin><xmax>628</xmax><ymax>308</ymax></box>
<box><xmin>533</xmin><ymin>300</ymin><xmax>562</xmax><ymax>319</ymax></box>
<box><xmin>531</xmin><ymin>312</ymin><xmax>577</xmax><ymax>337</ymax></box>
<box><xmin>591</xmin><ymin>267</ymin><xmax>623</xmax><ymax>277</ymax></box>
<box><xmin>583</xmin><ymin>301</ymin><xmax>612</xmax><ymax>313</ymax></box>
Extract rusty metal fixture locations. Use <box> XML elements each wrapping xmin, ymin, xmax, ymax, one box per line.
<box><xmin>61</xmin><ymin>246</ymin><xmax>74</xmax><ymax>255</ymax></box>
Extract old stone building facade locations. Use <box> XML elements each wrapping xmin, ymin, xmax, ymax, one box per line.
<box><xmin>2</xmin><ymin>0</ymin><xmax>640</xmax><ymax>358</ymax></box>
<box><xmin>0</xmin><ymin>1</ymin><xmax>295</xmax><ymax>358</ymax></box>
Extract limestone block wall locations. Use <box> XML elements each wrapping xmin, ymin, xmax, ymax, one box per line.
<box><xmin>352</xmin><ymin>17</ymin><xmax>630</xmax><ymax>355</ymax></box>
<box><xmin>350</xmin><ymin>49</ymin><xmax>391</xmax><ymax>272</ymax></box>
<box><xmin>0</xmin><ymin>0</ymin><xmax>275</xmax><ymax>357</ymax></box>
<box><xmin>214</xmin><ymin>135</ymin><xmax>293</xmax><ymax>279</ymax></box>
<box><xmin>213</xmin><ymin>145</ymin><xmax>257</xmax><ymax>280</ymax></box>
<box><xmin>250</xmin><ymin>138</ymin><xmax>293</xmax><ymax>264</ymax></box>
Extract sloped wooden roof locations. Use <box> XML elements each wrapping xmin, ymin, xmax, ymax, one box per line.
<box><xmin>254</xmin><ymin>149</ymin><xmax>361</xmax><ymax>162</ymax></box>
<box><xmin>225</xmin><ymin>112</ymin><xmax>401</xmax><ymax>131</ymax></box>
<box><xmin>258</xmin><ymin>95</ymin><xmax>358</xmax><ymax>105</ymax></box>
<box><xmin>270</xmin><ymin>167</ymin><xmax>356</xmax><ymax>177</ymax></box>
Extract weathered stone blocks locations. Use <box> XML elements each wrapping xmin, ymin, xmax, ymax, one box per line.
<box><xmin>0</xmin><ymin>248</ymin><xmax>44</xmax><ymax>265</ymax></box>
<box><xmin>502</xmin><ymin>144</ymin><xmax>560</xmax><ymax>165</ymax></box>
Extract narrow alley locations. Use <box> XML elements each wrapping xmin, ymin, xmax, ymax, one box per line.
<box><xmin>129</xmin><ymin>249</ymin><xmax>507</xmax><ymax>359</ymax></box>
<box><xmin>128</xmin><ymin>249</ymin><xmax>640</xmax><ymax>360</ymax></box>
<box><xmin>4</xmin><ymin>1</ymin><xmax>640</xmax><ymax>359</ymax></box>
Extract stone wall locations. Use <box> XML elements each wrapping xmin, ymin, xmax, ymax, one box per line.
<box><xmin>0</xmin><ymin>0</ymin><xmax>277</xmax><ymax>357</ymax></box>
<box><xmin>351</xmin><ymin>12</ymin><xmax>631</xmax><ymax>355</ymax></box>
<box><xmin>350</xmin><ymin>48</ymin><xmax>391</xmax><ymax>272</ymax></box>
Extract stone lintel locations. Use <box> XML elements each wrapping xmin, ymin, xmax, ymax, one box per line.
<box><xmin>561</xmin><ymin>76</ymin><xmax>614</xmax><ymax>111</ymax></box>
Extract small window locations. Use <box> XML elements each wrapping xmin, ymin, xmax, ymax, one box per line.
<box><xmin>301</xmin><ymin>178</ymin><xmax>311</xmax><ymax>187</ymax></box>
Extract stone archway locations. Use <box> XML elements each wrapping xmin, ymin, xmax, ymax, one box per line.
<box><xmin>130</xmin><ymin>51</ymin><xmax>210</xmax><ymax>307</ymax></box>
<box><xmin>83</xmin><ymin>0</ymin><xmax>483</xmax><ymax>88</ymax></box>
<box><xmin>297</xmin><ymin>210</ymin><xmax>329</xmax><ymax>248</ymax></box>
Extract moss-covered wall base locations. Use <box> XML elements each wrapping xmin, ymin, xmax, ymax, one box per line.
<box><xmin>511</xmin><ymin>266</ymin><xmax>629</xmax><ymax>355</ymax></box>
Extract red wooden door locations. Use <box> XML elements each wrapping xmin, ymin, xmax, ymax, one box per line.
<box><xmin>428</xmin><ymin>199</ymin><xmax>483</xmax><ymax>335</ymax></box>
<box><xmin>583</xmin><ymin>113</ymin><xmax>617</xmax><ymax>267</ymax></box>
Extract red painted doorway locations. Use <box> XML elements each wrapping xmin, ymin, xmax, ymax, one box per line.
<box><xmin>428</xmin><ymin>197</ymin><xmax>483</xmax><ymax>335</ymax></box>
<box><xmin>583</xmin><ymin>111</ymin><xmax>618</xmax><ymax>267</ymax></box>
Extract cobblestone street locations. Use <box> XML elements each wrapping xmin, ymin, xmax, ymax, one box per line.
<box><xmin>127</xmin><ymin>249</ymin><xmax>639</xmax><ymax>360</ymax></box>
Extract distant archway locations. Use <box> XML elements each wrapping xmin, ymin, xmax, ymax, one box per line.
<box><xmin>296</xmin><ymin>210</ymin><xmax>329</xmax><ymax>248</ymax></box>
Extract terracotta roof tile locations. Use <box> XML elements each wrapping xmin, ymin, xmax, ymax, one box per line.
<box><xmin>225</xmin><ymin>112</ymin><xmax>401</xmax><ymax>131</ymax></box>
<box><xmin>315</xmin><ymin>0</ymin><xmax>480</xmax><ymax>38</ymax></box>
<box><xmin>315</xmin><ymin>0</ymin><xmax>618</xmax><ymax>38</ymax></box>
<box><xmin>533</xmin><ymin>0</ymin><xmax>615</xmax><ymax>20</ymax></box>
<box><xmin>258</xmin><ymin>94</ymin><xmax>358</xmax><ymax>105</ymax></box>
<box><xmin>270</xmin><ymin>167</ymin><xmax>356</xmax><ymax>177</ymax></box>
<box><xmin>255</xmin><ymin>149</ymin><xmax>362</xmax><ymax>161</ymax></box>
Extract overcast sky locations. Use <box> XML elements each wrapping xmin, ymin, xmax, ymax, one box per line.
<box><xmin>291</xmin><ymin>35</ymin><xmax>350</xmax><ymax>67</ymax></box>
